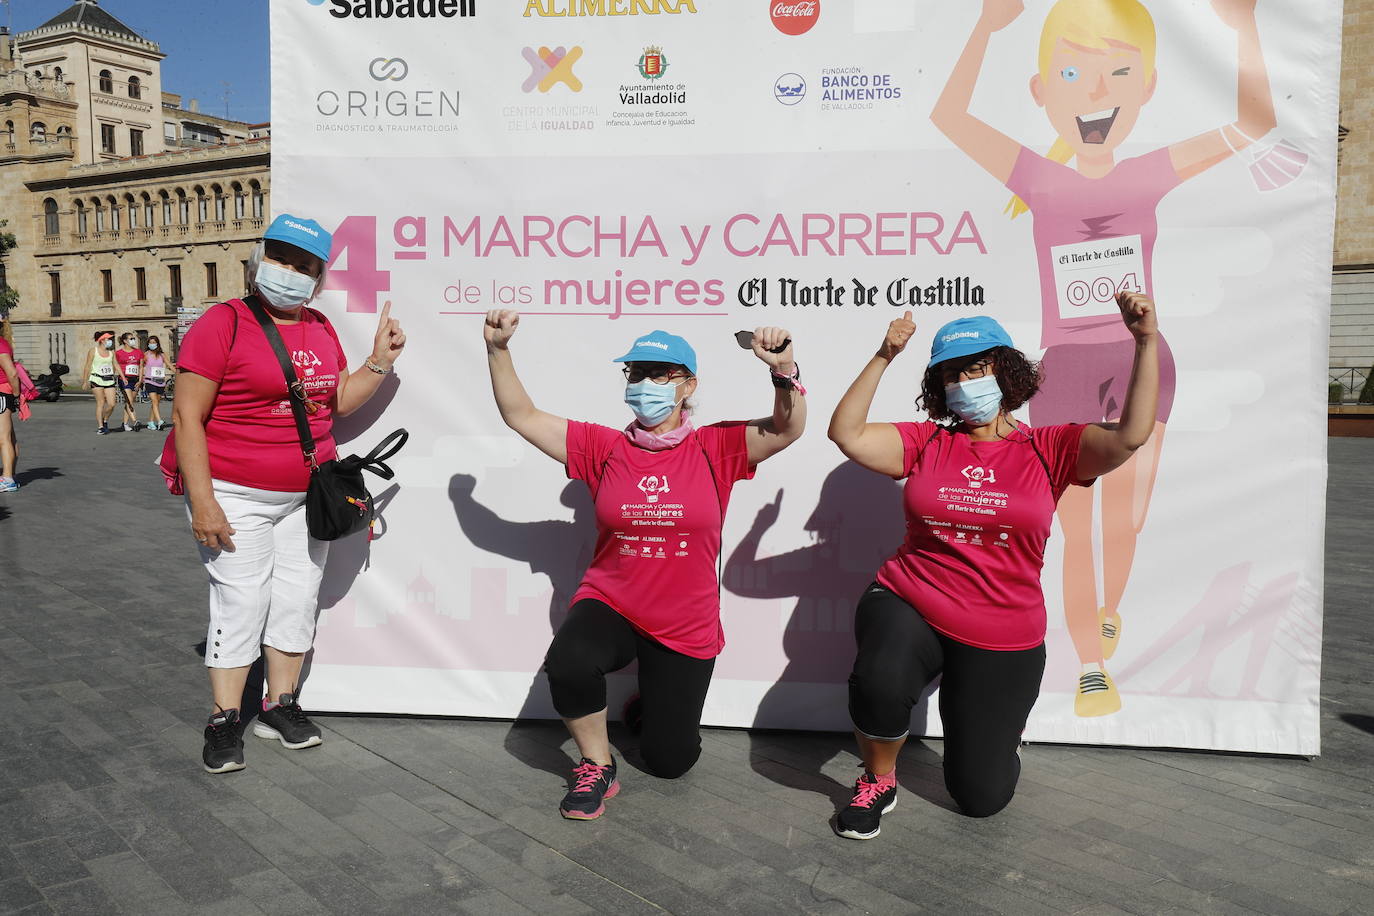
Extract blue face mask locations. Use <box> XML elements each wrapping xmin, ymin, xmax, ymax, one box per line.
<box><xmin>254</xmin><ymin>261</ymin><xmax>317</xmax><ymax>309</ymax></box>
<box><xmin>624</xmin><ymin>379</ymin><xmax>682</xmax><ymax>427</ymax></box>
<box><xmin>944</xmin><ymin>374</ymin><xmax>1003</xmax><ymax>425</ymax></box>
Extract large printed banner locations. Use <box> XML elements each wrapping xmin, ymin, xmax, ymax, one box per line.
<box><xmin>272</xmin><ymin>0</ymin><xmax>1339</xmax><ymax>754</ymax></box>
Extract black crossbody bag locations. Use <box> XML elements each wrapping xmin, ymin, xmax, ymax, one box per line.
<box><xmin>245</xmin><ymin>297</ymin><xmax>408</xmax><ymax>541</ymax></box>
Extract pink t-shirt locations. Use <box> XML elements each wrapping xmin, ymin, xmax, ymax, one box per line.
<box><xmin>875</xmin><ymin>421</ymin><xmax>1092</xmax><ymax>650</ymax></box>
<box><xmin>1005</xmin><ymin>146</ymin><xmax>1182</xmax><ymax>349</ymax></box>
<box><xmin>114</xmin><ymin>347</ymin><xmax>142</xmax><ymax>380</ymax></box>
<box><xmin>177</xmin><ymin>299</ymin><xmax>347</xmax><ymax>492</ymax></box>
<box><xmin>567</xmin><ymin>420</ymin><xmax>756</xmax><ymax>659</ymax></box>
<box><xmin>0</xmin><ymin>338</ymin><xmax>13</xmax><ymax>394</ymax></box>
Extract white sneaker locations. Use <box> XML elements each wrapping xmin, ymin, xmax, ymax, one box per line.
<box><xmin>122</xmin><ymin>423</ymin><xmax>134</xmax><ymax>432</ymax></box>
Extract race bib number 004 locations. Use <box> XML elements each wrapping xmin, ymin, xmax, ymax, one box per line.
<box><xmin>1050</xmin><ymin>234</ymin><xmax>1146</xmax><ymax>321</ymax></box>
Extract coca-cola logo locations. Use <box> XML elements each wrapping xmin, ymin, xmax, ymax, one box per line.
<box><xmin>771</xmin><ymin>0</ymin><xmax>819</xmax><ymax>36</ymax></box>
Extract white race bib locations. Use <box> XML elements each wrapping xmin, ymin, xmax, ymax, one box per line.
<box><xmin>148</xmin><ymin>366</ymin><xmax>166</xmax><ymax>381</ymax></box>
<box><xmin>98</xmin><ymin>366</ymin><xmax>114</xmax><ymax>379</ymax></box>
<box><xmin>123</xmin><ymin>362</ymin><xmax>140</xmax><ymax>376</ymax></box>
<box><xmin>1049</xmin><ymin>234</ymin><xmax>1146</xmax><ymax>321</ymax></box>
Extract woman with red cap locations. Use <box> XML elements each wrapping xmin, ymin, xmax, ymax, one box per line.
<box><xmin>483</xmin><ymin>311</ymin><xmax>806</xmax><ymax>820</ymax></box>
<box><xmin>170</xmin><ymin>214</ymin><xmax>406</xmax><ymax>774</ymax></box>
<box><xmin>827</xmin><ymin>291</ymin><xmax>1159</xmax><ymax>838</ymax></box>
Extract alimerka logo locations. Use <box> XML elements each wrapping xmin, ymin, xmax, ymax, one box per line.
<box><xmin>325</xmin><ymin>0</ymin><xmax>476</xmax><ymax>18</ymax></box>
<box><xmin>524</xmin><ymin>0</ymin><xmax>697</xmax><ymax>15</ymax></box>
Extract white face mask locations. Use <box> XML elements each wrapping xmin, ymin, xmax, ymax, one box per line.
<box><xmin>147</xmin><ymin>342</ymin><xmax>159</xmax><ymax>351</ymax></box>
<box><xmin>254</xmin><ymin>261</ymin><xmax>318</xmax><ymax>309</ymax></box>
<box><xmin>103</xmin><ymin>339</ymin><xmax>115</xmax><ymax>350</ymax></box>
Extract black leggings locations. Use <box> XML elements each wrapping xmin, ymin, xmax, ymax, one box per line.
<box><xmin>544</xmin><ymin>599</ymin><xmax>716</xmax><ymax>779</ymax></box>
<box><xmin>848</xmin><ymin>583</ymin><xmax>1045</xmax><ymax>818</ymax></box>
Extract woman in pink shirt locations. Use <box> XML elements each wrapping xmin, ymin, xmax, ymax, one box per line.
<box><xmin>171</xmin><ymin>214</ymin><xmax>406</xmax><ymax>775</ymax></box>
<box><xmin>483</xmin><ymin>312</ymin><xmax>806</xmax><ymax>820</ymax></box>
<box><xmin>113</xmin><ymin>332</ymin><xmax>144</xmax><ymax>432</ymax></box>
<box><xmin>827</xmin><ymin>291</ymin><xmax>1158</xmax><ymax>838</ymax></box>
<box><xmin>138</xmin><ymin>335</ymin><xmax>173</xmax><ymax>431</ymax></box>
<box><xmin>0</xmin><ymin>319</ymin><xmax>21</xmax><ymax>493</ymax></box>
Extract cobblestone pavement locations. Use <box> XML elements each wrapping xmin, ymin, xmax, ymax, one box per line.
<box><xmin>2</xmin><ymin>399</ymin><xmax>1372</xmax><ymax>914</ymax></box>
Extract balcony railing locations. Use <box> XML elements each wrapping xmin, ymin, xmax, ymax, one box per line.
<box><xmin>231</xmin><ymin>218</ymin><xmax>265</xmax><ymax>233</ymax></box>
<box><xmin>40</xmin><ymin>235</ymin><xmax>62</xmax><ymax>248</ymax></box>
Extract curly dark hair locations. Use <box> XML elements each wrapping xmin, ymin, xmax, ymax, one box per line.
<box><xmin>916</xmin><ymin>346</ymin><xmax>1042</xmax><ymax>424</ymax></box>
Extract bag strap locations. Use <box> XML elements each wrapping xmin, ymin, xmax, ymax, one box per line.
<box><xmin>356</xmin><ymin>429</ymin><xmax>409</xmax><ymax>480</ymax></box>
<box><xmin>243</xmin><ymin>295</ymin><xmax>318</xmax><ymax>468</ymax></box>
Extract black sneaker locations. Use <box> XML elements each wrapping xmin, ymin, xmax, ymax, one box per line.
<box><xmin>252</xmin><ymin>693</ymin><xmax>323</xmax><ymax>749</ymax></box>
<box><xmin>203</xmin><ymin>708</ymin><xmax>245</xmax><ymax>774</ymax></box>
<box><xmin>559</xmin><ymin>757</ymin><xmax>619</xmax><ymax>820</ymax></box>
<box><xmin>835</xmin><ymin>770</ymin><xmax>897</xmax><ymax>840</ymax></box>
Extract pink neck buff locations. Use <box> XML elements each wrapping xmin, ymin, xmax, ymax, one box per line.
<box><xmin>624</xmin><ymin>411</ymin><xmax>695</xmax><ymax>451</ymax></box>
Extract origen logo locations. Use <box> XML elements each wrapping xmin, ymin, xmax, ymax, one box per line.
<box><xmin>369</xmin><ymin>58</ymin><xmax>409</xmax><ymax>81</ymax></box>
<box><xmin>522</xmin><ymin>46</ymin><xmax>583</xmax><ymax>93</ymax></box>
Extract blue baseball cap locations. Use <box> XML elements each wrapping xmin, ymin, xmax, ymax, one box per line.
<box><xmin>928</xmin><ymin>316</ymin><xmax>1015</xmax><ymax>367</ymax></box>
<box><xmin>613</xmin><ymin>330</ymin><xmax>697</xmax><ymax>375</ymax></box>
<box><xmin>263</xmin><ymin>214</ymin><xmax>333</xmax><ymax>263</ymax></box>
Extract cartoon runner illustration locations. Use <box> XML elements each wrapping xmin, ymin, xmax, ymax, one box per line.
<box><xmin>931</xmin><ymin>0</ymin><xmax>1274</xmax><ymax>715</ymax></box>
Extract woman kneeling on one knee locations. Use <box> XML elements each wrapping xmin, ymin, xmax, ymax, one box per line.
<box><xmin>172</xmin><ymin>214</ymin><xmax>405</xmax><ymax>774</ymax></box>
<box><xmin>827</xmin><ymin>292</ymin><xmax>1159</xmax><ymax>838</ymax></box>
<box><xmin>483</xmin><ymin>311</ymin><xmax>805</xmax><ymax>819</ymax></box>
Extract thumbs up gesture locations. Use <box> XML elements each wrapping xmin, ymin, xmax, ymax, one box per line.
<box><xmin>879</xmin><ymin>310</ymin><xmax>916</xmax><ymax>361</ymax></box>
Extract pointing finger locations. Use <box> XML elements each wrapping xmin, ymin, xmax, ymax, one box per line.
<box><xmin>379</xmin><ymin>301</ymin><xmax>392</xmax><ymax>326</ymax></box>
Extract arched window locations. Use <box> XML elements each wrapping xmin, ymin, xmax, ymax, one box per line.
<box><xmin>160</xmin><ymin>190</ymin><xmax>172</xmax><ymax>225</ymax></box>
<box><xmin>43</xmin><ymin>198</ymin><xmax>60</xmax><ymax>237</ymax></box>
<box><xmin>141</xmin><ymin>192</ymin><xmax>154</xmax><ymax>227</ymax></box>
<box><xmin>30</xmin><ymin>122</ymin><xmax>46</xmax><ymax>141</ymax></box>
<box><xmin>176</xmin><ymin>188</ymin><xmax>189</xmax><ymax>225</ymax></box>
<box><xmin>249</xmin><ymin>180</ymin><xmax>264</xmax><ymax>219</ymax></box>
<box><xmin>53</xmin><ymin>67</ymin><xmax>63</xmax><ymax>84</ymax></box>
<box><xmin>232</xmin><ymin>182</ymin><xmax>245</xmax><ymax>219</ymax></box>
<box><xmin>195</xmin><ymin>186</ymin><xmax>208</xmax><ymax>222</ymax></box>
<box><xmin>55</xmin><ymin>125</ymin><xmax>71</xmax><ymax>137</ymax></box>
<box><xmin>75</xmin><ymin>200</ymin><xmax>87</xmax><ymax>235</ymax></box>
<box><xmin>127</xmin><ymin>76</ymin><xmax>141</xmax><ymax>99</ymax></box>
<box><xmin>124</xmin><ymin>193</ymin><xmax>137</xmax><ymax>228</ymax></box>
<box><xmin>212</xmin><ymin>183</ymin><xmax>225</xmax><ymax>222</ymax></box>
<box><xmin>107</xmin><ymin>195</ymin><xmax>120</xmax><ymax>232</ymax></box>
<box><xmin>98</xmin><ymin>70</ymin><xmax>113</xmax><ymax>94</ymax></box>
<box><xmin>93</xmin><ymin>198</ymin><xmax>106</xmax><ymax>232</ymax></box>
<box><xmin>4</xmin><ymin>120</ymin><xmax>14</xmax><ymax>144</ymax></box>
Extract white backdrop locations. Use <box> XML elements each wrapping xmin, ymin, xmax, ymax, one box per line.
<box><xmin>271</xmin><ymin>0</ymin><xmax>1339</xmax><ymax>754</ymax></box>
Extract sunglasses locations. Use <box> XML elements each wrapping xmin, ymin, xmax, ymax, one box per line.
<box><xmin>622</xmin><ymin>364</ymin><xmax>690</xmax><ymax>385</ymax></box>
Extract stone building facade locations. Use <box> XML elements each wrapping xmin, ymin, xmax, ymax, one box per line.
<box><xmin>1332</xmin><ymin>0</ymin><xmax>1374</xmax><ymax>401</ymax></box>
<box><xmin>0</xmin><ymin>0</ymin><xmax>269</xmax><ymax>374</ymax></box>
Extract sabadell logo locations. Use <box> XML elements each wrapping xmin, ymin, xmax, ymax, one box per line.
<box><xmin>942</xmin><ymin>331</ymin><xmax>980</xmax><ymax>343</ymax></box>
<box><xmin>771</xmin><ymin>0</ymin><xmax>819</xmax><ymax>35</ymax></box>
<box><xmin>638</xmin><ymin>339</ymin><xmax>669</xmax><ymax>350</ymax></box>
<box><xmin>317</xmin><ymin>0</ymin><xmax>477</xmax><ymax>18</ymax></box>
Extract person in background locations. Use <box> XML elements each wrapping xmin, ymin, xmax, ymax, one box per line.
<box><xmin>0</xmin><ymin>318</ymin><xmax>21</xmax><ymax>492</ymax></box>
<box><xmin>113</xmin><ymin>331</ymin><xmax>144</xmax><ymax>431</ymax></box>
<box><xmin>140</xmin><ymin>335</ymin><xmax>173</xmax><ymax>430</ymax></box>
<box><xmin>483</xmin><ymin>312</ymin><xmax>806</xmax><ymax>820</ymax></box>
<box><xmin>81</xmin><ymin>331</ymin><xmax>119</xmax><ymax>435</ymax></box>
<box><xmin>826</xmin><ymin>292</ymin><xmax>1159</xmax><ymax>839</ymax></box>
<box><xmin>171</xmin><ymin>214</ymin><xmax>405</xmax><ymax>774</ymax></box>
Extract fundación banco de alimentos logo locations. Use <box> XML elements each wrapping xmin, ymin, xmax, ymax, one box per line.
<box><xmin>774</xmin><ymin>73</ymin><xmax>805</xmax><ymax>105</ymax></box>
<box><xmin>522</xmin><ymin>46</ymin><xmax>584</xmax><ymax>93</ymax></box>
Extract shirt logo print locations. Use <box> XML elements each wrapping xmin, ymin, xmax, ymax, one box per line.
<box><xmin>960</xmin><ymin>465</ymin><xmax>996</xmax><ymax>489</ymax></box>
<box><xmin>637</xmin><ymin>474</ymin><xmax>671</xmax><ymax>503</ymax></box>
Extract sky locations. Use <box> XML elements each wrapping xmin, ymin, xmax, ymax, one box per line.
<box><xmin>10</xmin><ymin>0</ymin><xmax>271</xmax><ymax>124</ymax></box>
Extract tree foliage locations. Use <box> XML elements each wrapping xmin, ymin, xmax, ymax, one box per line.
<box><xmin>0</xmin><ymin>219</ymin><xmax>18</xmax><ymax>315</ymax></box>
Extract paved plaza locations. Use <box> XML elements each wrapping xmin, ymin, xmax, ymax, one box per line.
<box><xmin>1</xmin><ymin>399</ymin><xmax>1373</xmax><ymax>915</ymax></box>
